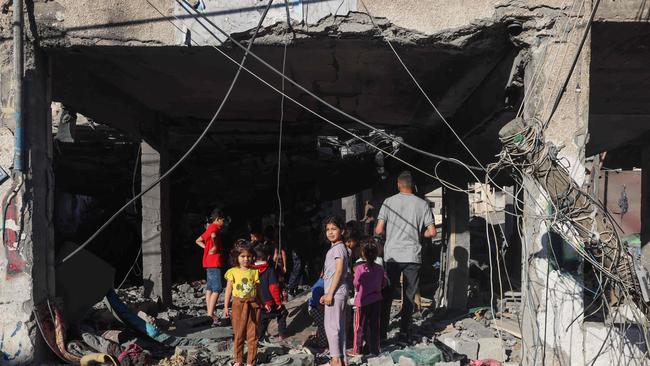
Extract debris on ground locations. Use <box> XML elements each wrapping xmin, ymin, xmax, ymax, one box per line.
<box><xmin>40</xmin><ymin>279</ymin><xmax>523</xmax><ymax>365</ymax></box>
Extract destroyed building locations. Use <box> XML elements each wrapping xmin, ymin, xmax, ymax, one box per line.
<box><xmin>1</xmin><ymin>0</ymin><xmax>650</xmax><ymax>365</ymax></box>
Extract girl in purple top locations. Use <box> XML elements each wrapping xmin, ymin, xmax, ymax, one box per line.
<box><xmin>320</xmin><ymin>216</ymin><xmax>349</xmax><ymax>366</ymax></box>
<box><xmin>352</xmin><ymin>239</ymin><xmax>387</xmax><ymax>355</ymax></box>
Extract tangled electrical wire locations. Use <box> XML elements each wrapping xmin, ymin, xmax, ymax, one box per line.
<box><xmin>489</xmin><ymin>116</ymin><xmax>650</xmax><ymax>358</ymax></box>
<box><xmin>317</xmin><ymin>129</ymin><xmax>402</xmax><ymax>159</ymax></box>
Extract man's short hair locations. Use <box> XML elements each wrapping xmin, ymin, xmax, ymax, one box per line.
<box><xmin>397</xmin><ymin>171</ymin><xmax>413</xmax><ymax>188</ymax></box>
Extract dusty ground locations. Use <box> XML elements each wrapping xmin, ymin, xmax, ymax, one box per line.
<box><xmin>55</xmin><ymin>281</ymin><xmax>522</xmax><ymax>365</ymax></box>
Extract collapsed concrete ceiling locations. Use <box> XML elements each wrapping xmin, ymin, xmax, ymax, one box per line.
<box><xmin>47</xmin><ymin>18</ymin><xmax>518</xmax><ymax>211</ymax></box>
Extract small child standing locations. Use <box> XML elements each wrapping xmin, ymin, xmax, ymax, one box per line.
<box><xmin>321</xmin><ymin>216</ymin><xmax>349</xmax><ymax>366</ymax></box>
<box><xmin>195</xmin><ymin>208</ymin><xmax>226</xmax><ymax>326</ymax></box>
<box><xmin>253</xmin><ymin>244</ymin><xmax>288</xmax><ymax>342</ymax></box>
<box><xmin>352</xmin><ymin>240</ymin><xmax>387</xmax><ymax>356</ymax></box>
<box><xmin>223</xmin><ymin>243</ymin><xmax>269</xmax><ymax>366</ymax></box>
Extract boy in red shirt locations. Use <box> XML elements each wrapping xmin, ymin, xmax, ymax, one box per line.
<box><xmin>195</xmin><ymin>208</ymin><xmax>227</xmax><ymax>326</ymax></box>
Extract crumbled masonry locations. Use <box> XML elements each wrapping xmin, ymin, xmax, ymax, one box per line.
<box><xmin>2</xmin><ymin>1</ymin><xmax>650</xmax><ymax>365</ymax></box>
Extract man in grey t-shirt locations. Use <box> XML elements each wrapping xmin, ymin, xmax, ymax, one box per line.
<box><xmin>375</xmin><ymin>171</ymin><xmax>436</xmax><ymax>340</ymax></box>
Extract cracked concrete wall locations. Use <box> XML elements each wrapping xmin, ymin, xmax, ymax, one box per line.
<box><xmin>519</xmin><ymin>6</ymin><xmax>591</xmax><ymax>365</ymax></box>
<box><xmin>519</xmin><ymin>2</ymin><xmax>646</xmax><ymax>364</ymax></box>
<box><xmin>0</xmin><ymin>10</ymin><xmax>54</xmax><ymax>362</ymax></box>
<box><xmin>21</xmin><ymin>0</ymin><xmax>650</xmax><ymax>48</ymax></box>
<box><xmin>172</xmin><ymin>0</ymin><xmax>358</xmax><ymax>45</ymax></box>
<box><xmin>596</xmin><ymin>0</ymin><xmax>650</xmax><ymax>22</ymax></box>
<box><xmin>0</xmin><ymin>38</ymin><xmax>35</xmax><ymax>366</ymax></box>
<box><xmin>33</xmin><ymin>0</ymin><xmax>176</xmax><ymax>46</ymax></box>
<box><xmin>360</xmin><ymin>0</ymin><xmax>497</xmax><ymax>35</ymax></box>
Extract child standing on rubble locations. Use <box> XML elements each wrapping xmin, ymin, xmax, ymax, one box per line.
<box><xmin>195</xmin><ymin>208</ymin><xmax>227</xmax><ymax>327</ymax></box>
<box><xmin>253</xmin><ymin>244</ymin><xmax>288</xmax><ymax>342</ymax></box>
<box><xmin>351</xmin><ymin>239</ymin><xmax>387</xmax><ymax>356</ymax></box>
<box><xmin>223</xmin><ymin>243</ymin><xmax>270</xmax><ymax>366</ymax></box>
<box><xmin>320</xmin><ymin>216</ymin><xmax>349</xmax><ymax>366</ymax></box>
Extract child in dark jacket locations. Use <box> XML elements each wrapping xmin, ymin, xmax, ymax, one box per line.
<box><xmin>253</xmin><ymin>244</ymin><xmax>288</xmax><ymax>341</ymax></box>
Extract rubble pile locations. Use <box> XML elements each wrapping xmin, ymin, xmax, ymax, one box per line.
<box><xmin>76</xmin><ymin>281</ymin><xmax>524</xmax><ymax>366</ymax></box>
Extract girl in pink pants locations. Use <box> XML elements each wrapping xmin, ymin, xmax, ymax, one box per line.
<box><xmin>320</xmin><ymin>216</ymin><xmax>349</xmax><ymax>366</ymax></box>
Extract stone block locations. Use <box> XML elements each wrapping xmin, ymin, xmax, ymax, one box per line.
<box><xmin>478</xmin><ymin>338</ymin><xmax>506</xmax><ymax>362</ymax></box>
<box><xmin>398</xmin><ymin>356</ymin><xmax>416</xmax><ymax>366</ymax></box>
<box><xmin>439</xmin><ymin>335</ymin><xmax>479</xmax><ymax>360</ymax></box>
<box><xmin>368</xmin><ymin>355</ymin><xmax>395</xmax><ymax>366</ymax></box>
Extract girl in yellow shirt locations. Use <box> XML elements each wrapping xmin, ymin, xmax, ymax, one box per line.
<box><xmin>223</xmin><ymin>242</ymin><xmax>270</xmax><ymax>366</ymax></box>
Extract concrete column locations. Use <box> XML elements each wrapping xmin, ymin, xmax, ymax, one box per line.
<box><xmin>0</xmin><ymin>47</ymin><xmax>53</xmax><ymax>363</ymax></box>
<box><xmin>443</xmin><ymin>187</ymin><xmax>470</xmax><ymax>311</ymax></box>
<box><xmin>520</xmin><ymin>13</ymin><xmax>591</xmax><ymax>365</ymax></box>
<box><xmin>341</xmin><ymin>194</ymin><xmax>357</xmax><ymax>222</ymax></box>
<box><xmin>141</xmin><ymin>137</ymin><xmax>172</xmax><ymax>307</ymax></box>
<box><xmin>641</xmin><ymin>145</ymin><xmax>650</xmax><ymax>271</ymax></box>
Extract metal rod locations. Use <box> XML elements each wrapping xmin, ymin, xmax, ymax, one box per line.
<box><xmin>13</xmin><ymin>0</ymin><xmax>24</xmax><ymax>172</ymax></box>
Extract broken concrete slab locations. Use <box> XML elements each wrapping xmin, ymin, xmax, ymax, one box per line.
<box><xmin>367</xmin><ymin>355</ymin><xmax>395</xmax><ymax>366</ymax></box>
<box><xmin>56</xmin><ymin>242</ymin><xmax>116</xmax><ymax>323</ymax></box>
<box><xmin>438</xmin><ymin>335</ymin><xmax>479</xmax><ymax>360</ymax></box>
<box><xmin>397</xmin><ymin>355</ymin><xmax>416</xmax><ymax>366</ymax></box>
<box><xmin>261</xmin><ymin>353</ymin><xmax>315</xmax><ymax>366</ymax></box>
<box><xmin>478</xmin><ymin>338</ymin><xmax>507</xmax><ymax>362</ymax></box>
<box><xmin>173</xmin><ymin>316</ymin><xmax>212</xmax><ymax>330</ymax></box>
<box><xmin>456</xmin><ymin>318</ymin><xmax>495</xmax><ymax>339</ymax></box>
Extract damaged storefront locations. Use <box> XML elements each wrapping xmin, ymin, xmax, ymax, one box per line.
<box><xmin>2</xmin><ymin>0</ymin><xmax>650</xmax><ymax>365</ymax></box>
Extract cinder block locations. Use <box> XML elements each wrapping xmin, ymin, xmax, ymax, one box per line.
<box><xmin>478</xmin><ymin>338</ymin><xmax>506</xmax><ymax>362</ymax></box>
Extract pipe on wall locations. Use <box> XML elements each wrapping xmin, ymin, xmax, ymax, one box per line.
<box><xmin>13</xmin><ymin>0</ymin><xmax>23</xmax><ymax>172</ymax></box>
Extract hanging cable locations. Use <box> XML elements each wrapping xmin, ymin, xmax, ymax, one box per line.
<box><xmin>518</xmin><ymin>0</ymin><xmax>587</xmax><ymax>118</ymax></box>
<box><xmin>544</xmin><ymin>0</ymin><xmax>602</xmax><ymax>127</ymax></box>
<box><xmin>152</xmin><ymin>3</ymin><xmax>474</xmax><ymax>189</ymax></box>
<box><xmin>175</xmin><ymin>0</ymin><xmax>482</xmax><ymax>171</ymax></box>
<box><xmin>276</xmin><ymin>0</ymin><xmax>291</xmax><ymax>265</ymax></box>
<box><xmin>357</xmin><ymin>0</ymin><xmax>487</xmax><ymax>173</ymax></box>
<box><xmin>60</xmin><ymin>0</ymin><xmax>277</xmax><ymax>264</ymax></box>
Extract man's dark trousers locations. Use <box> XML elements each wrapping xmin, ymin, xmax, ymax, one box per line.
<box><xmin>380</xmin><ymin>262</ymin><xmax>420</xmax><ymax>339</ymax></box>
<box><xmin>287</xmin><ymin>250</ymin><xmax>303</xmax><ymax>293</ymax></box>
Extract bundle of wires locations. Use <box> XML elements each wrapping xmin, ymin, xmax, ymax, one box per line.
<box><xmin>489</xmin><ymin>117</ymin><xmax>650</xmax><ymax>360</ymax></box>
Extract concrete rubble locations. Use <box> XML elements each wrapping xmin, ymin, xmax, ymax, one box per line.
<box><xmin>54</xmin><ymin>280</ymin><xmax>523</xmax><ymax>366</ymax></box>
<box><xmin>2</xmin><ymin>0</ymin><xmax>649</xmax><ymax>364</ymax></box>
